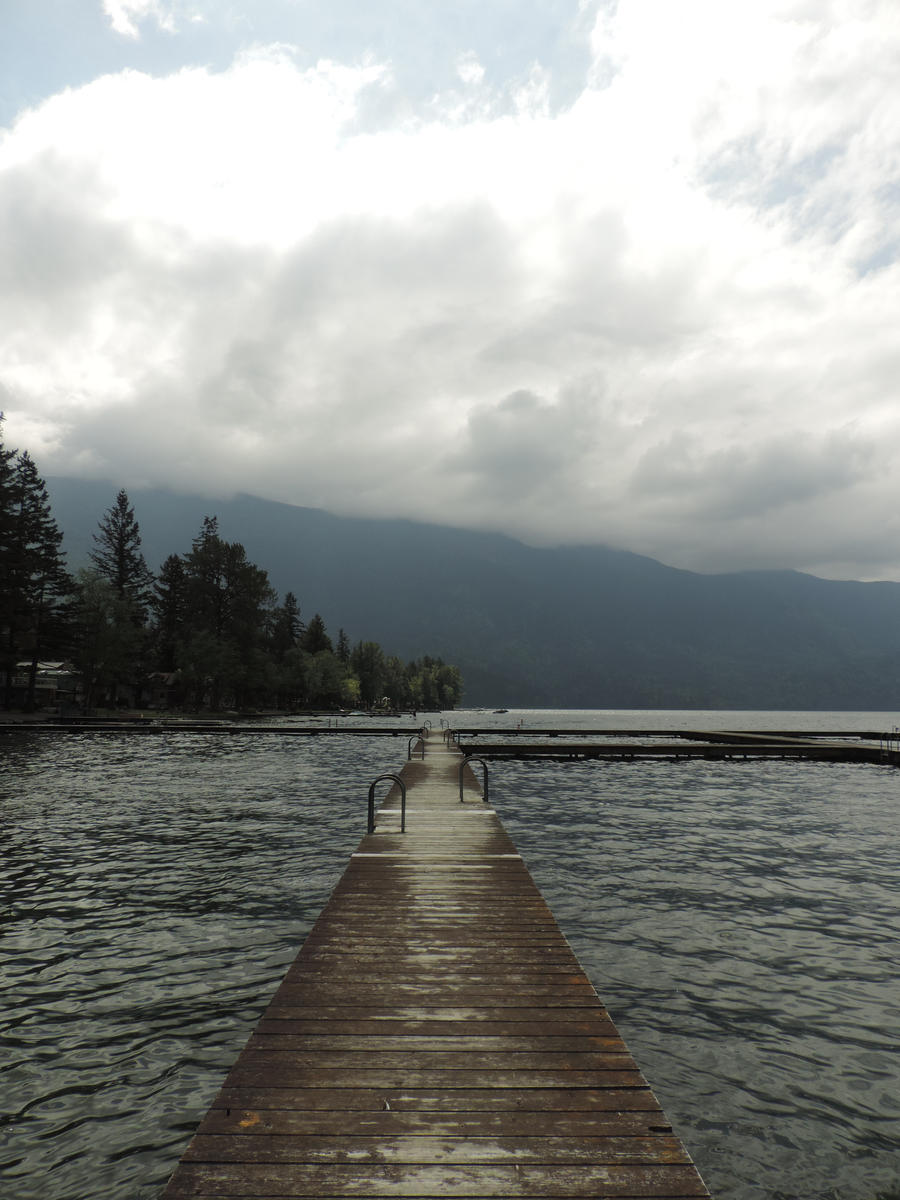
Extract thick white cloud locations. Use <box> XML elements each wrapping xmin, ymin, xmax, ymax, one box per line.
<box><xmin>3</xmin><ymin>4</ymin><xmax>900</xmax><ymax>579</ymax></box>
<box><xmin>103</xmin><ymin>1</ymin><xmax>179</xmax><ymax>39</ymax></box>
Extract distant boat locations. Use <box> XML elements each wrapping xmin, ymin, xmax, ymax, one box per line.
<box><xmin>493</xmin><ymin>708</ymin><xmax>509</xmax><ymax>714</ymax></box>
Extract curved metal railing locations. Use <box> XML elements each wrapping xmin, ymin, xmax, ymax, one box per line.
<box><xmin>367</xmin><ymin>773</ymin><xmax>407</xmax><ymax>833</ymax></box>
<box><xmin>407</xmin><ymin>733</ymin><xmax>426</xmax><ymax>760</ymax></box>
<box><xmin>459</xmin><ymin>757</ymin><xmax>489</xmax><ymax>805</ymax></box>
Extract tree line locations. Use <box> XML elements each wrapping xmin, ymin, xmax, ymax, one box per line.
<box><xmin>0</xmin><ymin>418</ymin><xmax>463</xmax><ymax>712</ymax></box>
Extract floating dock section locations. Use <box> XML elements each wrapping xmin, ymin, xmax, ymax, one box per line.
<box><xmin>162</xmin><ymin>729</ymin><xmax>710</xmax><ymax>1198</ymax></box>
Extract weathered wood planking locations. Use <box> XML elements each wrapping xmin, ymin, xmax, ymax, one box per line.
<box><xmin>161</xmin><ymin>731</ymin><xmax>710</xmax><ymax>1199</ymax></box>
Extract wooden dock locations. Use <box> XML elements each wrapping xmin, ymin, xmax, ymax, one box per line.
<box><xmin>455</xmin><ymin>728</ymin><xmax>893</xmax><ymax>765</ymax></box>
<box><xmin>161</xmin><ymin>729</ymin><xmax>710</xmax><ymax>1198</ymax></box>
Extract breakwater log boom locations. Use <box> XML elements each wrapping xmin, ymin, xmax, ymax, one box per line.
<box><xmin>3</xmin><ymin>719</ymin><xmax>897</xmax><ymax>765</ymax></box>
<box><xmin>453</xmin><ymin>727</ymin><xmax>898</xmax><ymax>765</ymax></box>
<box><xmin>1</xmin><ymin>719</ymin><xmax>895</xmax><ymax>754</ymax></box>
<box><xmin>3</xmin><ymin>720</ymin><xmax>897</xmax><ymax>764</ymax></box>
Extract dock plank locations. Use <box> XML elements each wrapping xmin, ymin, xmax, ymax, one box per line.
<box><xmin>197</xmin><ymin>1111</ymin><xmax>671</xmax><ymax>1137</ymax></box>
<box><xmin>211</xmin><ymin>1087</ymin><xmax>666</xmax><ymax>1112</ymax></box>
<box><xmin>164</xmin><ymin>1161</ymin><xmax>709</xmax><ymax>1196</ymax></box>
<box><xmin>180</xmin><ymin>1133</ymin><xmax>692</xmax><ymax>1165</ymax></box>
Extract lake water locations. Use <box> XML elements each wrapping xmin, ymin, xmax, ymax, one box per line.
<box><xmin>2</xmin><ymin>709</ymin><xmax>899</xmax><ymax>1199</ymax></box>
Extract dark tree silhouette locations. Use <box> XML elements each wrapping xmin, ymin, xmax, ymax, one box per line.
<box><xmin>1</xmin><ymin>448</ymin><xmax>72</xmax><ymax>708</ymax></box>
<box><xmin>90</xmin><ymin>489</ymin><xmax>154</xmax><ymax>619</ymax></box>
<box><xmin>152</xmin><ymin>554</ymin><xmax>188</xmax><ymax>672</ymax></box>
<box><xmin>270</xmin><ymin>591</ymin><xmax>302</xmax><ymax>661</ymax></box>
<box><xmin>300</xmin><ymin>612</ymin><xmax>332</xmax><ymax>655</ymax></box>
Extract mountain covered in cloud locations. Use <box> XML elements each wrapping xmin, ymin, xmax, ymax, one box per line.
<box><xmin>47</xmin><ymin>476</ymin><xmax>900</xmax><ymax>710</ymax></box>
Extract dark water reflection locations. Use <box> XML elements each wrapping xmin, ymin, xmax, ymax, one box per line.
<box><xmin>2</xmin><ymin>715</ymin><xmax>899</xmax><ymax>1199</ymax></box>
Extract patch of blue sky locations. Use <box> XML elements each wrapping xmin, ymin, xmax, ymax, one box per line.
<box><xmin>0</xmin><ymin>0</ymin><xmax>597</xmax><ymax>130</ymax></box>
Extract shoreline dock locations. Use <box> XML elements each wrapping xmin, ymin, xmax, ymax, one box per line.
<box><xmin>161</xmin><ymin>727</ymin><xmax>711</xmax><ymax>1198</ymax></box>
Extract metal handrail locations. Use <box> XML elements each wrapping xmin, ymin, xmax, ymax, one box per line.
<box><xmin>459</xmin><ymin>757</ymin><xmax>489</xmax><ymax>805</ymax></box>
<box><xmin>367</xmin><ymin>774</ymin><xmax>407</xmax><ymax>833</ymax></box>
<box><xmin>407</xmin><ymin>734</ymin><xmax>425</xmax><ymax>760</ymax></box>
<box><xmin>880</xmin><ymin>726</ymin><xmax>900</xmax><ymax>759</ymax></box>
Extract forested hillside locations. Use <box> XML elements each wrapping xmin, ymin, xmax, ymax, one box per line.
<box><xmin>0</xmin><ymin>422</ymin><xmax>461</xmax><ymax>712</ymax></box>
<box><xmin>45</xmin><ymin>475</ymin><xmax>900</xmax><ymax>711</ymax></box>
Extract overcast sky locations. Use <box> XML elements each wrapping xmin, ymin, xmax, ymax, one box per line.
<box><xmin>2</xmin><ymin>1</ymin><xmax>899</xmax><ymax>579</ymax></box>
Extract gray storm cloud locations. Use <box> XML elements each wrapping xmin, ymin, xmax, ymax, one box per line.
<box><xmin>3</xmin><ymin>2</ymin><xmax>900</xmax><ymax>579</ymax></box>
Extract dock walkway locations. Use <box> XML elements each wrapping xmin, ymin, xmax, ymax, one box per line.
<box><xmin>162</xmin><ymin>730</ymin><xmax>710</xmax><ymax>1198</ymax></box>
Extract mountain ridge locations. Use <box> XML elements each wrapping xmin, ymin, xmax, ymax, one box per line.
<box><xmin>45</xmin><ymin>476</ymin><xmax>900</xmax><ymax>709</ymax></box>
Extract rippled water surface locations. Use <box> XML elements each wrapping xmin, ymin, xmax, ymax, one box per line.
<box><xmin>3</xmin><ymin>710</ymin><xmax>900</xmax><ymax>1199</ymax></box>
<box><xmin>1</xmin><ymin>726</ymin><xmax>405</xmax><ymax>1200</ymax></box>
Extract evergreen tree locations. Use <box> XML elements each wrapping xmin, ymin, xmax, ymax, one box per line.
<box><xmin>184</xmin><ymin>517</ymin><xmax>227</xmax><ymax>642</ymax></box>
<box><xmin>301</xmin><ymin>613</ymin><xmax>332</xmax><ymax>655</ymax></box>
<box><xmin>403</xmin><ymin>656</ymin><xmax>463</xmax><ymax>710</ymax></box>
<box><xmin>73</xmin><ymin>570</ymin><xmax>143</xmax><ymax>709</ymax></box>
<box><xmin>181</xmin><ymin>516</ymin><xmax>276</xmax><ymax>708</ymax></box>
<box><xmin>382</xmin><ymin>654</ymin><xmax>412</xmax><ymax>709</ymax></box>
<box><xmin>152</xmin><ymin>554</ymin><xmax>188</xmax><ymax>672</ymax></box>
<box><xmin>276</xmin><ymin>644</ymin><xmax>311</xmax><ymax>709</ymax></box>
<box><xmin>1</xmin><ymin>451</ymin><xmax>72</xmax><ymax>708</ymax></box>
<box><xmin>350</xmin><ymin>640</ymin><xmax>386</xmax><ymax>707</ymax></box>
<box><xmin>270</xmin><ymin>591</ymin><xmax>302</xmax><ymax>662</ymax></box>
<box><xmin>303</xmin><ymin>647</ymin><xmax>349</xmax><ymax>708</ymax></box>
<box><xmin>0</xmin><ymin>417</ymin><xmax>20</xmax><ymax>681</ymax></box>
<box><xmin>336</xmin><ymin>628</ymin><xmax>350</xmax><ymax>663</ymax></box>
<box><xmin>435</xmin><ymin>661</ymin><xmax>463</xmax><ymax>708</ymax></box>
<box><xmin>90</xmin><ymin>489</ymin><xmax>154</xmax><ymax>618</ymax></box>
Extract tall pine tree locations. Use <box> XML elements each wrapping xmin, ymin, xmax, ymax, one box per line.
<box><xmin>152</xmin><ymin>554</ymin><xmax>188</xmax><ymax>672</ymax></box>
<box><xmin>90</xmin><ymin>489</ymin><xmax>154</xmax><ymax>619</ymax></box>
<box><xmin>301</xmin><ymin>613</ymin><xmax>332</xmax><ymax>654</ymax></box>
<box><xmin>0</xmin><ymin>417</ymin><xmax>19</xmax><ymax>676</ymax></box>
<box><xmin>336</xmin><ymin>628</ymin><xmax>351</xmax><ymax>663</ymax></box>
<box><xmin>1</xmin><ymin>450</ymin><xmax>72</xmax><ymax>708</ymax></box>
<box><xmin>73</xmin><ymin>570</ymin><xmax>144</xmax><ymax>710</ymax></box>
<box><xmin>181</xmin><ymin>516</ymin><xmax>276</xmax><ymax>708</ymax></box>
<box><xmin>269</xmin><ymin>591</ymin><xmax>302</xmax><ymax>662</ymax></box>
